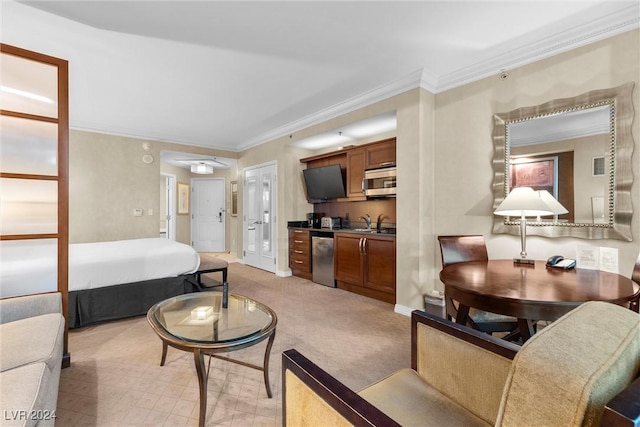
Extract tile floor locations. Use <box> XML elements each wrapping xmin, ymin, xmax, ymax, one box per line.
<box><xmin>56</xmin><ymin>260</ymin><xmax>411</xmax><ymax>426</ymax></box>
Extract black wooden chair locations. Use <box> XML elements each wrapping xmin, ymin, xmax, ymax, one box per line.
<box><xmin>437</xmin><ymin>235</ymin><xmax>520</xmax><ymax>336</ymax></box>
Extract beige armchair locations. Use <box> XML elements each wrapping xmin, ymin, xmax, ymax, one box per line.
<box><xmin>283</xmin><ymin>301</ymin><xmax>640</xmax><ymax>426</ymax></box>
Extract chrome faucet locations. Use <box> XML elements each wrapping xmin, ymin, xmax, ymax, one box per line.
<box><xmin>359</xmin><ymin>214</ymin><xmax>372</xmax><ymax>230</ymax></box>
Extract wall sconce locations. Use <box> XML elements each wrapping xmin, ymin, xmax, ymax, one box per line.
<box><xmin>494</xmin><ymin>186</ymin><xmax>553</xmax><ymax>265</ymax></box>
<box><xmin>190</xmin><ymin>306</ymin><xmax>214</xmax><ymax>320</ymax></box>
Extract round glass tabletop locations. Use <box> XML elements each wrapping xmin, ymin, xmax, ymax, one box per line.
<box><xmin>149</xmin><ymin>292</ymin><xmax>276</xmax><ymax>344</ymax></box>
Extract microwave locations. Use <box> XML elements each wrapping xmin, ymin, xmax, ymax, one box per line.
<box><xmin>363</xmin><ymin>166</ymin><xmax>396</xmax><ymax>197</ymax></box>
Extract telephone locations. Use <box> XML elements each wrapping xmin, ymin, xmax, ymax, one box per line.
<box><xmin>546</xmin><ymin>255</ymin><xmax>576</xmax><ymax>269</ymax></box>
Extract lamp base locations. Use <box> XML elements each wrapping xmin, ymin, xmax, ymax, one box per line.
<box><xmin>513</xmin><ymin>258</ymin><xmax>535</xmax><ymax>266</ymax></box>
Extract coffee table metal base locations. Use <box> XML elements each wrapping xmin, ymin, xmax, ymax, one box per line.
<box><xmin>158</xmin><ymin>330</ymin><xmax>276</xmax><ymax>427</ymax></box>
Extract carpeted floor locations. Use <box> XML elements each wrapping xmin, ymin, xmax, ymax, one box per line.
<box><xmin>56</xmin><ymin>259</ymin><xmax>411</xmax><ymax>426</ymax></box>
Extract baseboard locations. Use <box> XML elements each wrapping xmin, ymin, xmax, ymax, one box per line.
<box><xmin>394</xmin><ymin>304</ymin><xmax>413</xmax><ymax>317</ymax></box>
<box><xmin>277</xmin><ymin>269</ymin><xmax>292</xmax><ymax>277</ymax></box>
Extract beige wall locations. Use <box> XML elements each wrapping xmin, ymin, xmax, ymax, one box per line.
<box><xmin>69</xmin><ymin>130</ymin><xmax>238</xmax><ymax>248</ymax></box>
<box><xmin>69</xmin><ymin>130</ymin><xmax>160</xmax><ymax>243</ymax></box>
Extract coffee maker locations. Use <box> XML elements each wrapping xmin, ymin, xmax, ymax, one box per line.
<box><xmin>307</xmin><ymin>212</ymin><xmax>323</xmax><ymax>228</ymax></box>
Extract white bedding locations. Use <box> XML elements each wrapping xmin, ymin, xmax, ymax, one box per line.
<box><xmin>0</xmin><ymin>238</ymin><xmax>200</xmax><ymax>297</ymax></box>
<box><xmin>69</xmin><ymin>238</ymin><xmax>200</xmax><ymax>291</ymax></box>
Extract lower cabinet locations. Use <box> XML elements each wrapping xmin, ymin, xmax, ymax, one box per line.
<box><xmin>289</xmin><ymin>229</ymin><xmax>312</xmax><ymax>280</ymax></box>
<box><xmin>334</xmin><ymin>233</ymin><xmax>396</xmax><ymax>304</ymax></box>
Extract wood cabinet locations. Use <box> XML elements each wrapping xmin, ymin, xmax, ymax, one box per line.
<box><xmin>345</xmin><ymin>139</ymin><xmax>396</xmax><ymax>199</ymax></box>
<box><xmin>334</xmin><ymin>233</ymin><xmax>396</xmax><ymax>303</ymax></box>
<box><xmin>346</xmin><ymin>148</ymin><xmax>366</xmax><ymax>199</ymax></box>
<box><xmin>300</xmin><ymin>137</ymin><xmax>396</xmax><ymax>201</ymax></box>
<box><xmin>289</xmin><ymin>229</ymin><xmax>312</xmax><ymax>280</ymax></box>
<box><xmin>365</xmin><ymin>139</ymin><xmax>396</xmax><ymax>169</ymax></box>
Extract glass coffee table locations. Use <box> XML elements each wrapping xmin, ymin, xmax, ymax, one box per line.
<box><xmin>147</xmin><ymin>292</ymin><xmax>277</xmax><ymax>427</ymax></box>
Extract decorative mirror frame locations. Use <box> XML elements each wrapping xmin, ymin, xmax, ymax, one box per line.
<box><xmin>492</xmin><ymin>82</ymin><xmax>635</xmax><ymax>241</ymax></box>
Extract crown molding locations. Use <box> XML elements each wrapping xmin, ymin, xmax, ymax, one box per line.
<box><xmin>237</xmin><ymin>68</ymin><xmax>436</xmax><ymax>151</ymax></box>
<box><xmin>435</xmin><ymin>4</ymin><xmax>640</xmax><ymax>92</ymax></box>
<box><xmin>240</xmin><ymin>4</ymin><xmax>638</xmax><ymax>151</ymax></box>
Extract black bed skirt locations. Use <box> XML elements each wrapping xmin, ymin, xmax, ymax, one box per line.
<box><xmin>68</xmin><ymin>275</ymin><xmax>194</xmax><ymax>329</ymax></box>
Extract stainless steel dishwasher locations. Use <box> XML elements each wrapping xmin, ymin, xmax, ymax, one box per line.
<box><xmin>312</xmin><ymin>236</ymin><xmax>336</xmax><ymax>287</ymax></box>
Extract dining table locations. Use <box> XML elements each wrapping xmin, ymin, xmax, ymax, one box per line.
<box><xmin>439</xmin><ymin>259</ymin><xmax>640</xmax><ymax>342</ymax></box>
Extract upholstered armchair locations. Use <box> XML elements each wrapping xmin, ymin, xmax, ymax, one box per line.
<box><xmin>283</xmin><ymin>301</ymin><xmax>640</xmax><ymax>426</ymax></box>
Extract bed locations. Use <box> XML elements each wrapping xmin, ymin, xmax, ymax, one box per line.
<box><xmin>1</xmin><ymin>238</ymin><xmax>202</xmax><ymax>328</ymax></box>
<box><xmin>67</xmin><ymin>238</ymin><xmax>200</xmax><ymax>328</ymax></box>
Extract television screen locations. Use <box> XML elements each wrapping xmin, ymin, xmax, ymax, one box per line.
<box><xmin>303</xmin><ymin>164</ymin><xmax>346</xmax><ymax>200</ymax></box>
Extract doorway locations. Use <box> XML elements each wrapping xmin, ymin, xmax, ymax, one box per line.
<box><xmin>191</xmin><ymin>178</ymin><xmax>226</xmax><ymax>252</ymax></box>
<box><xmin>243</xmin><ymin>162</ymin><xmax>277</xmax><ymax>273</ymax></box>
<box><xmin>160</xmin><ymin>173</ymin><xmax>176</xmax><ymax>240</ymax></box>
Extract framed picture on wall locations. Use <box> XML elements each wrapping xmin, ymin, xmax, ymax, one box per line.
<box><xmin>177</xmin><ymin>182</ymin><xmax>189</xmax><ymax>215</ymax></box>
<box><xmin>510</xmin><ymin>156</ymin><xmax>557</xmax><ymax>196</ymax></box>
<box><xmin>230</xmin><ymin>181</ymin><xmax>238</xmax><ymax>216</ymax></box>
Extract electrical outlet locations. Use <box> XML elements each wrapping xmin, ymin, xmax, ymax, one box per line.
<box><xmin>133</xmin><ymin>208</ymin><xmax>143</xmax><ymax>217</ymax></box>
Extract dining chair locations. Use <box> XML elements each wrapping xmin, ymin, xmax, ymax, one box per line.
<box><xmin>437</xmin><ymin>235</ymin><xmax>520</xmax><ymax>336</ymax></box>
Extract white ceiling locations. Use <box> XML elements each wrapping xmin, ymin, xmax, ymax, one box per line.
<box><xmin>5</xmin><ymin>1</ymin><xmax>639</xmax><ymax>153</ymax></box>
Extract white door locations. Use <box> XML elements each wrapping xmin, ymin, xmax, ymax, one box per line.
<box><xmin>161</xmin><ymin>173</ymin><xmax>176</xmax><ymax>240</ymax></box>
<box><xmin>243</xmin><ymin>163</ymin><xmax>276</xmax><ymax>272</ymax></box>
<box><xmin>191</xmin><ymin>178</ymin><xmax>225</xmax><ymax>252</ymax></box>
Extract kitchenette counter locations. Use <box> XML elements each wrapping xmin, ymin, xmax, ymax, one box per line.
<box><xmin>288</xmin><ymin>222</ymin><xmax>396</xmax><ymax>303</ymax></box>
<box><xmin>287</xmin><ymin>225</ymin><xmax>396</xmax><ymax>236</ymax></box>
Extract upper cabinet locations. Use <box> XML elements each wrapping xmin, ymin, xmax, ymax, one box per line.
<box><xmin>346</xmin><ymin>148</ymin><xmax>366</xmax><ymax>199</ymax></box>
<box><xmin>301</xmin><ymin>138</ymin><xmax>396</xmax><ymax>201</ymax></box>
<box><xmin>364</xmin><ymin>139</ymin><xmax>396</xmax><ymax>169</ymax></box>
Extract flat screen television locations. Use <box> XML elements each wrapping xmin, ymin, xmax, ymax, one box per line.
<box><xmin>302</xmin><ymin>164</ymin><xmax>346</xmax><ymax>201</ymax></box>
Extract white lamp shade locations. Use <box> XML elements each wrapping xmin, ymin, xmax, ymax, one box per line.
<box><xmin>494</xmin><ymin>186</ymin><xmax>554</xmax><ymax>217</ymax></box>
<box><xmin>536</xmin><ymin>190</ymin><xmax>568</xmax><ymax>215</ymax></box>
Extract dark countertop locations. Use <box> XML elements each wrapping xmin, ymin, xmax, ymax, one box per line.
<box><xmin>288</xmin><ymin>225</ymin><xmax>396</xmax><ymax>237</ymax></box>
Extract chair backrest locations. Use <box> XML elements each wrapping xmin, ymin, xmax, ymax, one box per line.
<box><xmin>497</xmin><ymin>301</ymin><xmax>640</xmax><ymax>427</ymax></box>
<box><xmin>631</xmin><ymin>253</ymin><xmax>640</xmax><ymax>313</ymax></box>
<box><xmin>437</xmin><ymin>235</ymin><xmax>488</xmax><ymax>267</ymax></box>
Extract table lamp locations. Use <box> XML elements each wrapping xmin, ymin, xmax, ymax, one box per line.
<box><xmin>536</xmin><ymin>190</ymin><xmax>568</xmax><ymax>222</ymax></box>
<box><xmin>494</xmin><ymin>186</ymin><xmax>553</xmax><ymax>265</ymax></box>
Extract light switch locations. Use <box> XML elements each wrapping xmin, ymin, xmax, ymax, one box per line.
<box><xmin>133</xmin><ymin>208</ymin><xmax>143</xmax><ymax>217</ymax></box>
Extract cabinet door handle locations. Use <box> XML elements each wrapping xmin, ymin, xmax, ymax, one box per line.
<box><xmin>294</xmin><ymin>260</ymin><xmax>303</xmax><ymax>264</ymax></box>
<box><xmin>379</xmin><ymin>161</ymin><xmax>394</xmax><ymax>166</ymax></box>
<box><xmin>294</xmin><ymin>230</ymin><xmax>304</xmax><ymax>233</ymax></box>
<box><xmin>362</xmin><ymin>237</ymin><xmax>367</xmax><ymax>255</ymax></box>
<box><xmin>294</xmin><ymin>250</ymin><xmax>304</xmax><ymax>254</ymax></box>
<box><xmin>294</xmin><ymin>240</ymin><xmax>304</xmax><ymax>243</ymax></box>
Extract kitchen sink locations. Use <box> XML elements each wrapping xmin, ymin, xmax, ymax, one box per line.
<box><xmin>348</xmin><ymin>228</ymin><xmax>396</xmax><ymax>235</ymax></box>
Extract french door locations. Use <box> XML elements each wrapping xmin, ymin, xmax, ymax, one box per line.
<box><xmin>243</xmin><ymin>163</ymin><xmax>276</xmax><ymax>273</ymax></box>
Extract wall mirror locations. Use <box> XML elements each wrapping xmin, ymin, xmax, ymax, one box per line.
<box><xmin>492</xmin><ymin>82</ymin><xmax>634</xmax><ymax>241</ymax></box>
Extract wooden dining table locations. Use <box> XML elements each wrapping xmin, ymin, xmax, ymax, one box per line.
<box><xmin>439</xmin><ymin>260</ymin><xmax>640</xmax><ymax>342</ymax></box>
